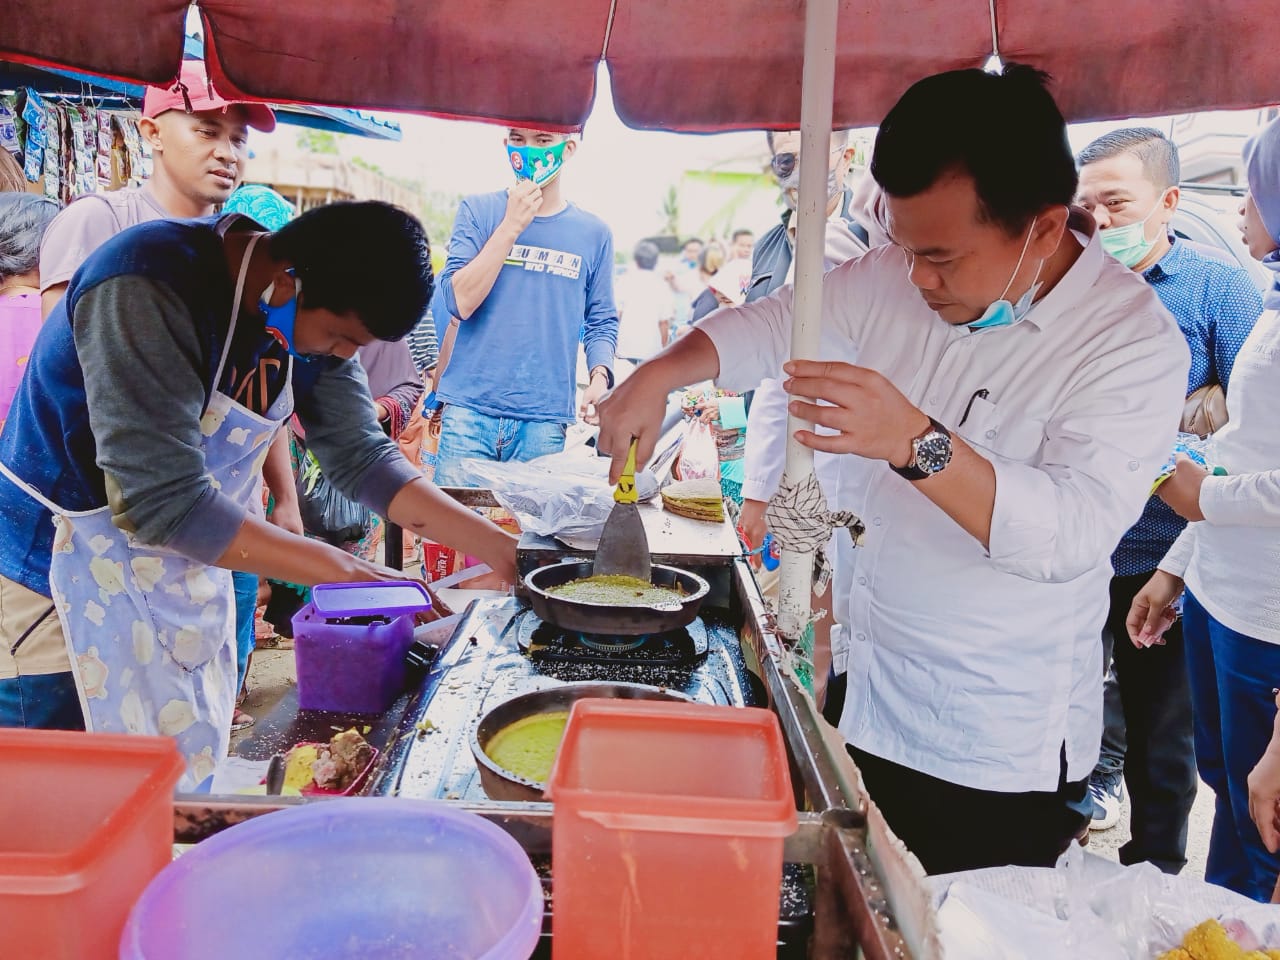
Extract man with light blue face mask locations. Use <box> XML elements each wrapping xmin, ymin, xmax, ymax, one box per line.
<box><xmin>1075</xmin><ymin>128</ymin><xmax>1262</xmax><ymax>867</ymax></box>
<box><xmin>431</xmin><ymin>126</ymin><xmax>618</xmax><ymax>486</ymax></box>
<box><xmin>595</xmin><ymin>65</ymin><xmax>1194</xmax><ymax>875</ymax></box>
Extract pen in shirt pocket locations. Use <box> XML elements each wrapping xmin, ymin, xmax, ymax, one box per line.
<box><xmin>958</xmin><ymin>388</ymin><xmax>990</xmax><ymax>427</ymax></box>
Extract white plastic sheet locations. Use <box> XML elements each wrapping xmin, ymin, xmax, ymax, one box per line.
<box><xmin>458</xmin><ymin>450</ymin><xmax>658</xmax><ymax>542</ymax></box>
<box><xmin>930</xmin><ymin>844</ymin><xmax>1280</xmax><ymax>958</ymax></box>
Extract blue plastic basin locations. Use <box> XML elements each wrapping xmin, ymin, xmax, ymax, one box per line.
<box><xmin>119</xmin><ymin>798</ymin><xmax>542</xmax><ymax>960</ymax></box>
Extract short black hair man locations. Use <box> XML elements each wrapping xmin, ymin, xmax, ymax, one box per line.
<box><xmin>430</xmin><ymin>126</ymin><xmax>618</xmax><ymax>484</ymax></box>
<box><xmin>0</xmin><ymin>201</ymin><xmax>518</xmax><ymax>788</ymax></box>
<box><xmin>1075</xmin><ymin>127</ymin><xmax>1262</xmax><ymax>866</ymax></box>
<box><xmin>596</xmin><ymin>65</ymin><xmax>1191</xmax><ymax>874</ymax></box>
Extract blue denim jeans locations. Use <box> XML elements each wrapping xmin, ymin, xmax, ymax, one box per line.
<box><xmin>0</xmin><ymin>671</ymin><xmax>84</xmax><ymax>730</ymax></box>
<box><xmin>1184</xmin><ymin>590</ymin><xmax>1280</xmax><ymax>901</ymax></box>
<box><xmin>433</xmin><ymin>404</ymin><xmax>568</xmax><ymax>487</ymax></box>
<box><xmin>232</xmin><ymin>571</ymin><xmax>258</xmax><ymax>692</ymax></box>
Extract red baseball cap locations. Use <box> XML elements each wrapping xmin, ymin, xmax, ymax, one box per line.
<box><xmin>142</xmin><ymin>60</ymin><xmax>276</xmax><ymax>132</ymax></box>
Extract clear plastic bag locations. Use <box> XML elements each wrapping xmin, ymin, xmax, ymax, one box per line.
<box><xmin>930</xmin><ymin>843</ymin><xmax>1278</xmax><ymax>959</ymax></box>
<box><xmin>457</xmin><ymin>450</ymin><xmax>657</xmax><ymax>542</ymax></box>
<box><xmin>675</xmin><ymin>419</ymin><xmax>719</xmax><ymax>481</ymax></box>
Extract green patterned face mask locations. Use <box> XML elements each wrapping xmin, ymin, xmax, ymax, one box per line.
<box><xmin>507</xmin><ymin>140</ymin><xmax>569</xmax><ymax>186</ymax></box>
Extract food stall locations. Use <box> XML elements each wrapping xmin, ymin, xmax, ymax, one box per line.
<box><xmin>3</xmin><ymin>1</ymin><xmax>1279</xmax><ymax>957</ymax></box>
<box><xmin>181</xmin><ymin>490</ymin><xmax>926</xmax><ymax>959</ymax></box>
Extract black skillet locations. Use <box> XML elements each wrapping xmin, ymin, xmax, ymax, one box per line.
<box><xmin>523</xmin><ymin>559</ymin><xmax>710</xmax><ymax>636</ymax></box>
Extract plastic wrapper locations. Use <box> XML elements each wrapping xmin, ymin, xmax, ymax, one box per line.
<box><xmin>674</xmin><ymin>418</ymin><xmax>719</xmax><ymax>481</ymax></box>
<box><xmin>458</xmin><ymin>449</ymin><xmax>658</xmax><ymax>542</ymax></box>
<box><xmin>931</xmin><ymin>844</ymin><xmax>1280</xmax><ymax>958</ymax></box>
<box><xmin>0</xmin><ymin>102</ymin><xmax>19</xmax><ymax>155</ymax></box>
<box><xmin>1151</xmin><ymin>433</ymin><xmax>1219</xmax><ymax>494</ymax></box>
<box><xmin>295</xmin><ymin>449</ymin><xmax>373</xmax><ymax>546</ymax></box>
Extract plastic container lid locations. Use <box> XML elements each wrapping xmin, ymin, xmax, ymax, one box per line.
<box><xmin>310</xmin><ymin>580</ymin><xmax>432</xmax><ymax>619</ymax></box>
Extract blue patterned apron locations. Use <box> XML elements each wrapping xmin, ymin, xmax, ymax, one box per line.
<box><xmin>0</xmin><ymin>233</ymin><xmax>291</xmax><ymax>789</ymax></box>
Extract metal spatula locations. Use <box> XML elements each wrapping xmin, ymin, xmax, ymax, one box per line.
<box><xmin>593</xmin><ymin>438</ymin><xmax>652</xmax><ymax>582</ymax></box>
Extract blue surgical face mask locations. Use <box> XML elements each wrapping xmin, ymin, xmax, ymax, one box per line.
<box><xmin>507</xmin><ymin>139</ymin><xmax>569</xmax><ymax>187</ymax></box>
<box><xmin>259</xmin><ymin>271</ymin><xmax>310</xmax><ymax>360</ymax></box>
<box><xmin>965</xmin><ymin>216</ymin><xmax>1043</xmax><ymax>331</ymax></box>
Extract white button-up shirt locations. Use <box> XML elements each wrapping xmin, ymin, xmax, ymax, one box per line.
<box><xmin>699</xmin><ymin>216</ymin><xmax>1190</xmax><ymax>792</ymax></box>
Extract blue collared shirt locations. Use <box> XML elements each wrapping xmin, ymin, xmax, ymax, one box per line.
<box><xmin>1113</xmin><ymin>237</ymin><xmax>1263</xmax><ymax>576</ymax></box>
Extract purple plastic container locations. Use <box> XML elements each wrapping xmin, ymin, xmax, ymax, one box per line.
<box><xmin>293</xmin><ymin>581</ymin><xmax>431</xmax><ymax>714</ymax></box>
<box><xmin>119</xmin><ymin>798</ymin><xmax>543</xmax><ymax>960</ymax></box>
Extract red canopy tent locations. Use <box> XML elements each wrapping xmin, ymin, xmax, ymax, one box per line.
<box><xmin>2</xmin><ymin>0</ymin><xmax>1276</xmax><ymax>131</ymax></box>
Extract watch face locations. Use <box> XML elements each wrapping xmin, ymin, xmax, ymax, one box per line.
<box><xmin>914</xmin><ymin>433</ymin><xmax>953</xmax><ymax>475</ymax></box>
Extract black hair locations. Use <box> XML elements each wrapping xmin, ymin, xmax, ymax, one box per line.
<box><xmin>633</xmin><ymin>240</ymin><xmax>660</xmax><ymax>270</ymax></box>
<box><xmin>871</xmin><ymin>64</ymin><xmax>1077</xmax><ymax>235</ymax></box>
<box><xmin>0</xmin><ymin>193</ymin><xmax>60</xmax><ymax>282</ymax></box>
<box><xmin>1077</xmin><ymin>127</ymin><xmax>1180</xmax><ymax>191</ymax></box>
<box><xmin>268</xmin><ymin>201</ymin><xmax>431</xmax><ymax>340</ymax></box>
<box><xmin>682</xmin><ymin>237</ymin><xmax>703</xmax><ymax>248</ymax></box>
<box><xmin>730</xmin><ymin>229</ymin><xmax>754</xmax><ymax>241</ymax></box>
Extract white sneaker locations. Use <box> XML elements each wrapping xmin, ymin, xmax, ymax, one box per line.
<box><xmin>1088</xmin><ymin>771</ymin><xmax>1124</xmax><ymax>831</ymax></box>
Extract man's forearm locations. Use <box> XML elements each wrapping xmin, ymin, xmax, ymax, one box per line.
<box><xmin>913</xmin><ymin>436</ymin><xmax>996</xmax><ymax>549</ymax></box>
<box><xmin>447</xmin><ymin>224</ymin><xmax>522</xmax><ymax>319</ymax></box>
<box><xmin>638</xmin><ymin>327</ymin><xmax>721</xmax><ymax>393</ymax></box>
<box><xmin>262</xmin><ymin>430</ymin><xmax>297</xmax><ymax>511</ymax></box>
<box><xmin>216</xmin><ymin>514</ymin><xmax>370</xmax><ymax>584</ymax></box>
<box><xmin>386</xmin><ymin>477</ymin><xmax>517</xmax><ymax>573</ymax></box>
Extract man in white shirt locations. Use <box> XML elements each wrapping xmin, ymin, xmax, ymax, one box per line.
<box><xmin>613</xmin><ymin>240</ymin><xmax>675</xmax><ymax>369</ymax></box>
<box><xmin>597</xmin><ymin>64</ymin><xmax>1190</xmax><ymax>874</ymax></box>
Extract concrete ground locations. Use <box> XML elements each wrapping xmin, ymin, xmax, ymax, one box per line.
<box><xmin>1087</xmin><ymin>777</ymin><xmax>1215</xmax><ymax>881</ymax></box>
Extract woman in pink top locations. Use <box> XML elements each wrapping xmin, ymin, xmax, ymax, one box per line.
<box><xmin>0</xmin><ymin>194</ymin><xmax>60</xmax><ymax>428</ymax></box>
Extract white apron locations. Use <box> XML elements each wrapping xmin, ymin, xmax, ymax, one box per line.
<box><xmin>0</xmin><ymin>233</ymin><xmax>291</xmax><ymax>789</ymax></box>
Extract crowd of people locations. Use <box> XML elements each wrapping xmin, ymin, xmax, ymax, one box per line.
<box><xmin>0</xmin><ymin>57</ymin><xmax>1278</xmax><ymax>905</ymax></box>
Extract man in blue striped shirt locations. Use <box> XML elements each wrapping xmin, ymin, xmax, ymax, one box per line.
<box><xmin>1076</xmin><ymin>129</ymin><xmax>1262</xmax><ymax>871</ymax></box>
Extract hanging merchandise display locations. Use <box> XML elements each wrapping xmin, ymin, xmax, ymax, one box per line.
<box><xmin>0</xmin><ymin>87</ymin><xmax>151</xmax><ymax>203</ymax></box>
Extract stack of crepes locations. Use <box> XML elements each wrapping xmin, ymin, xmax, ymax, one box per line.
<box><xmin>660</xmin><ymin>478</ymin><xmax>725</xmax><ymax>523</ymax></box>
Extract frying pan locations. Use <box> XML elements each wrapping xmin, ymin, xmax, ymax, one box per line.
<box><xmin>523</xmin><ymin>559</ymin><xmax>709</xmax><ymax>636</ymax></box>
<box><xmin>470</xmin><ymin>682</ymin><xmax>693</xmax><ymax>802</ymax></box>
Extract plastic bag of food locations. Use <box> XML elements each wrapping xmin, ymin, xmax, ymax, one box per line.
<box><xmin>458</xmin><ymin>449</ymin><xmax>657</xmax><ymax>542</ymax></box>
<box><xmin>674</xmin><ymin>418</ymin><xmax>719</xmax><ymax>481</ymax></box>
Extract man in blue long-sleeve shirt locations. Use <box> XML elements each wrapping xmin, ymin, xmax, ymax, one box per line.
<box><xmin>432</xmin><ymin>127</ymin><xmax>618</xmax><ymax>484</ymax></box>
<box><xmin>1075</xmin><ymin>128</ymin><xmax>1263</xmax><ymax>871</ymax></box>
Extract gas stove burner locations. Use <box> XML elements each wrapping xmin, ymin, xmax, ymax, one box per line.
<box><xmin>514</xmin><ymin>610</ymin><xmax>709</xmax><ymax>666</ymax></box>
<box><xmin>576</xmin><ymin>632</ymin><xmax>647</xmax><ymax>653</ymax></box>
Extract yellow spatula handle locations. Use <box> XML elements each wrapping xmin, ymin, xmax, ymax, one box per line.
<box><xmin>615</xmin><ymin>439</ymin><xmax>639</xmax><ymax>504</ymax></box>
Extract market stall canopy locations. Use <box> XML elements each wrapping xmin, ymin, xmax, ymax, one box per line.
<box><xmin>0</xmin><ymin>33</ymin><xmax>401</xmax><ymax>140</ymax></box>
<box><xmin>2</xmin><ymin>0</ymin><xmax>1277</xmax><ymax>131</ymax></box>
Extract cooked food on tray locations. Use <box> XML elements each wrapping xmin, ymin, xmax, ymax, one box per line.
<box><xmin>546</xmin><ymin>574</ymin><xmax>685</xmax><ymax>607</ymax></box>
<box><xmin>282</xmin><ymin>728</ymin><xmax>376</xmax><ymax>794</ymax></box>
<box><xmin>660</xmin><ymin>478</ymin><xmax>725</xmax><ymax>523</ymax></box>
<box><xmin>484</xmin><ymin>710</ymin><xmax>571</xmax><ymax>784</ymax></box>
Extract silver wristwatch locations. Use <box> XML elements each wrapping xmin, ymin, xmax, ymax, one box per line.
<box><xmin>891</xmin><ymin>418</ymin><xmax>953</xmax><ymax>481</ymax></box>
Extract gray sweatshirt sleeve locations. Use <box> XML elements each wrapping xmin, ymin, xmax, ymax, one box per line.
<box><xmin>73</xmin><ymin>277</ymin><xmax>248</xmax><ymax>562</ymax></box>
<box><xmin>293</xmin><ymin>355</ymin><xmax>422</xmax><ymax>514</ymax></box>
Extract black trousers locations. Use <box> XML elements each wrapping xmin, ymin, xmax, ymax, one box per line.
<box><xmin>1095</xmin><ymin>571</ymin><xmax>1197</xmax><ymax>873</ymax></box>
<box><xmin>850</xmin><ymin>746</ymin><xmax>1090</xmax><ymax>876</ymax></box>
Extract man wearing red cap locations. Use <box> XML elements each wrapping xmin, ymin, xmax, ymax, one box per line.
<box><xmin>38</xmin><ymin>60</ymin><xmax>276</xmax><ymax>317</ymax></box>
<box><xmin>12</xmin><ymin>61</ymin><xmax>286</xmax><ymax>734</ymax></box>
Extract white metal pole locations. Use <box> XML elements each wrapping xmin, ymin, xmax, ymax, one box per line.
<box><xmin>776</xmin><ymin>0</ymin><xmax>840</xmax><ymax>642</ymax></box>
